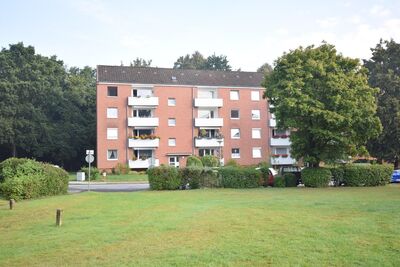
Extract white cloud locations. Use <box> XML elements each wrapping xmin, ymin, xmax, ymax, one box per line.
<box><xmin>370</xmin><ymin>5</ymin><xmax>391</xmax><ymax>17</ymax></box>
<box><xmin>316</xmin><ymin>17</ymin><xmax>339</xmax><ymax>28</ymax></box>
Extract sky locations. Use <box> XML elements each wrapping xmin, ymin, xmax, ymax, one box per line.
<box><xmin>1</xmin><ymin>0</ymin><xmax>399</xmax><ymax>71</ymax></box>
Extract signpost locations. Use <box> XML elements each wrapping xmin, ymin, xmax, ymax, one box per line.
<box><xmin>85</xmin><ymin>150</ymin><xmax>94</xmax><ymax>191</ymax></box>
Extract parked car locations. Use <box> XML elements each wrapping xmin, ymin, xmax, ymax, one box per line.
<box><xmin>279</xmin><ymin>166</ymin><xmax>302</xmax><ymax>185</ymax></box>
<box><xmin>391</xmin><ymin>170</ymin><xmax>400</xmax><ymax>183</ymax></box>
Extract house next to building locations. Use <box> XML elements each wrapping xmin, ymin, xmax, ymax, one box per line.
<box><xmin>96</xmin><ymin>65</ymin><xmax>295</xmax><ymax>171</ymax></box>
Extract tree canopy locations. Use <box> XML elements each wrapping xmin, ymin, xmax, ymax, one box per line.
<box><xmin>364</xmin><ymin>39</ymin><xmax>400</xmax><ymax>167</ymax></box>
<box><xmin>257</xmin><ymin>62</ymin><xmax>273</xmax><ymax>73</ymax></box>
<box><xmin>263</xmin><ymin>43</ymin><xmax>382</xmax><ymax>167</ymax></box>
<box><xmin>130</xmin><ymin>57</ymin><xmax>152</xmax><ymax>67</ymax></box>
<box><xmin>173</xmin><ymin>51</ymin><xmax>232</xmax><ymax>71</ymax></box>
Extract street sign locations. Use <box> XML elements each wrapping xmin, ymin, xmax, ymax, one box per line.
<box><xmin>86</xmin><ymin>150</ymin><xmax>94</xmax><ymax>155</ymax></box>
<box><xmin>85</xmin><ymin>154</ymin><xmax>94</xmax><ymax>163</ymax></box>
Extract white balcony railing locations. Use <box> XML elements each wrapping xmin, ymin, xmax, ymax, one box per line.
<box><xmin>129</xmin><ymin>158</ymin><xmax>160</xmax><ymax>169</ymax></box>
<box><xmin>269</xmin><ymin>118</ymin><xmax>276</xmax><ymax>127</ymax></box>
<box><xmin>128</xmin><ymin>117</ymin><xmax>159</xmax><ymax>127</ymax></box>
<box><xmin>128</xmin><ymin>96</ymin><xmax>159</xmax><ymax>107</ymax></box>
<box><xmin>270</xmin><ymin>137</ymin><xmax>291</xmax><ymax>146</ymax></box>
<box><xmin>195</xmin><ymin>118</ymin><xmax>223</xmax><ymax>127</ymax></box>
<box><xmin>128</xmin><ymin>138</ymin><xmax>160</xmax><ymax>148</ymax></box>
<box><xmin>195</xmin><ymin>138</ymin><xmax>224</xmax><ymax>148</ymax></box>
<box><xmin>270</xmin><ymin>156</ymin><xmax>296</xmax><ymax>165</ymax></box>
<box><xmin>194</xmin><ymin>98</ymin><xmax>223</xmax><ymax>108</ymax></box>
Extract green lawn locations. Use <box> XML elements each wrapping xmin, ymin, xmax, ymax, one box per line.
<box><xmin>1</xmin><ymin>186</ymin><xmax>399</xmax><ymax>266</ymax></box>
<box><xmin>68</xmin><ymin>172</ymin><xmax>148</xmax><ymax>182</ymax></box>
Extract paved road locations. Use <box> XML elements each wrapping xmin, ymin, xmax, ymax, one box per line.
<box><xmin>68</xmin><ymin>182</ymin><xmax>149</xmax><ymax>193</ymax></box>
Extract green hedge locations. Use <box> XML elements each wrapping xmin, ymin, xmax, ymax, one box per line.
<box><xmin>80</xmin><ymin>166</ymin><xmax>100</xmax><ymax>180</ymax></box>
<box><xmin>179</xmin><ymin>167</ymin><xmax>202</xmax><ymax>189</ymax></box>
<box><xmin>200</xmin><ymin>168</ymin><xmax>220</xmax><ymax>188</ymax></box>
<box><xmin>342</xmin><ymin>164</ymin><xmax>392</xmax><ymax>186</ymax></box>
<box><xmin>186</xmin><ymin>156</ymin><xmax>203</xmax><ymax>167</ymax></box>
<box><xmin>147</xmin><ymin>165</ymin><xmax>181</xmax><ymax>190</ymax></box>
<box><xmin>301</xmin><ymin>167</ymin><xmax>331</xmax><ymax>188</ymax></box>
<box><xmin>201</xmin><ymin>155</ymin><xmax>219</xmax><ymax>167</ymax></box>
<box><xmin>284</xmin><ymin>173</ymin><xmax>297</xmax><ymax>187</ymax></box>
<box><xmin>273</xmin><ymin>175</ymin><xmax>285</xmax><ymax>187</ymax></box>
<box><xmin>329</xmin><ymin>166</ymin><xmax>345</xmax><ymax>186</ymax></box>
<box><xmin>112</xmin><ymin>163</ymin><xmax>130</xmax><ymax>175</ymax></box>
<box><xmin>219</xmin><ymin>167</ymin><xmax>260</xmax><ymax>188</ymax></box>
<box><xmin>0</xmin><ymin>158</ymin><xmax>69</xmax><ymax>200</ymax></box>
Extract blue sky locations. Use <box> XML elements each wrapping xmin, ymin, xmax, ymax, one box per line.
<box><xmin>1</xmin><ymin>0</ymin><xmax>399</xmax><ymax>71</ymax></box>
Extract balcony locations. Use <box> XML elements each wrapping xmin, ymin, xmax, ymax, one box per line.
<box><xmin>128</xmin><ymin>96</ymin><xmax>159</xmax><ymax>107</ymax></box>
<box><xmin>270</xmin><ymin>155</ymin><xmax>296</xmax><ymax>165</ymax></box>
<box><xmin>128</xmin><ymin>138</ymin><xmax>160</xmax><ymax>148</ymax></box>
<box><xmin>128</xmin><ymin>117</ymin><xmax>159</xmax><ymax>127</ymax></box>
<box><xmin>269</xmin><ymin>118</ymin><xmax>276</xmax><ymax>127</ymax></box>
<box><xmin>195</xmin><ymin>118</ymin><xmax>223</xmax><ymax>127</ymax></box>
<box><xmin>195</xmin><ymin>138</ymin><xmax>224</xmax><ymax>148</ymax></box>
<box><xmin>129</xmin><ymin>158</ymin><xmax>160</xmax><ymax>169</ymax></box>
<box><xmin>270</xmin><ymin>137</ymin><xmax>291</xmax><ymax>146</ymax></box>
<box><xmin>194</xmin><ymin>98</ymin><xmax>223</xmax><ymax>108</ymax></box>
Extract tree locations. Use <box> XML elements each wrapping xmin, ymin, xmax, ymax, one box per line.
<box><xmin>130</xmin><ymin>57</ymin><xmax>152</xmax><ymax>67</ymax></box>
<box><xmin>257</xmin><ymin>62</ymin><xmax>273</xmax><ymax>73</ymax></box>
<box><xmin>204</xmin><ymin>54</ymin><xmax>232</xmax><ymax>71</ymax></box>
<box><xmin>364</xmin><ymin>39</ymin><xmax>400</xmax><ymax>168</ymax></box>
<box><xmin>263</xmin><ymin>43</ymin><xmax>382</xmax><ymax>167</ymax></box>
<box><xmin>173</xmin><ymin>51</ymin><xmax>232</xmax><ymax>71</ymax></box>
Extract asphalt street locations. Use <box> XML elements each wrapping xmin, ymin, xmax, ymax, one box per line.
<box><xmin>68</xmin><ymin>182</ymin><xmax>149</xmax><ymax>193</ymax></box>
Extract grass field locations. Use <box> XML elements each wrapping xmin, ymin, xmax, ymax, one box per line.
<box><xmin>0</xmin><ymin>185</ymin><xmax>399</xmax><ymax>266</ymax></box>
<box><xmin>68</xmin><ymin>172</ymin><xmax>148</xmax><ymax>182</ymax></box>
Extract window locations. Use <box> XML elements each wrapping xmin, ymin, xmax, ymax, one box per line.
<box><xmin>168</xmin><ymin>98</ymin><xmax>176</xmax><ymax>106</ymax></box>
<box><xmin>168</xmin><ymin>118</ymin><xmax>176</xmax><ymax>126</ymax></box>
<box><xmin>198</xmin><ymin>89</ymin><xmax>215</xmax><ymax>98</ymax></box>
<box><xmin>252</xmin><ymin>128</ymin><xmax>261</xmax><ymax>139</ymax></box>
<box><xmin>169</xmin><ymin>156</ymin><xmax>179</xmax><ymax>167</ymax></box>
<box><xmin>230</xmin><ymin>109</ymin><xmax>240</xmax><ymax>119</ymax></box>
<box><xmin>231</xmin><ymin>128</ymin><xmax>240</xmax><ymax>139</ymax></box>
<box><xmin>231</xmin><ymin>148</ymin><xmax>240</xmax><ymax>158</ymax></box>
<box><xmin>199</xmin><ymin>129</ymin><xmax>220</xmax><ymax>138</ymax></box>
<box><xmin>275</xmin><ymin>147</ymin><xmax>288</xmax><ymax>155</ymax></box>
<box><xmin>251</xmin><ymin>91</ymin><xmax>260</xmax><ymax>101</ymax></box>
<box><xmin>107</xmin><ymin>128</ymin><xmax>118</xmax><ymax>140</ymax></box>
<box><xmin>107</xmin><ymin>86</ymin><xmax>118</xmax><ymax>96</ymax></box>
<box><xmin>133</xmin><ymin>109</ymin><xmax>152</xmax><ymax>118</ymax></box>
<box><xmin>107</xmin><ymin>149</ymin><xmax>118</xmax><ymax>160</ymax></box>
<box><xmin>252</xmin><ymin>147</ymin><xmax>262</xmax><ymax>158</ymax></box>
<box><xmin>230</xmin><ymin>90</ymin><xmax>239</xmax><ymax>100</ymax></box>
<box><xmin>251</xmin><ymin>110</ymin><xmax>261</xmax><ymax>120</ymax></box>
<box><xmin>168</xmin><ymin>138</ymin><xmax>176</xmax><ymax>146</ymax></box>
<box><xmin>133</xmin><ymin>88</ymin><xmax>153</xmax><ymax>97</ymax></box>
<box><xmin>198</xmin><ymin>109</ymin><xmax>214</xmax><ymax>118</ymax></box>
<box><xmin>107</xmin><ymin>108</ymin><xmax>118</xmax><ymax>118</ymax></box>
<box><xmin>133</xmin><ymin>129</ymin><xmax>152</xmax><ymax>137</ymax></box>
<box><xmin>134</xmin><ymin>149</ymin><xmax>153</xmax><ymax>160</ymax></box>
<box><xmin>272</xmin><ymin>129</ymin><xmax>288</xmax><ymax>137</ymax></box>
<box><xmin>199</xmin><ymin>149</ymin><xmax>215</xmax><ymax>156</ymax></box>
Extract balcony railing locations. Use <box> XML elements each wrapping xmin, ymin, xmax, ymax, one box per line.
<box><xmin>194</xmin><ymin>98</ymin><xmax>223</xmax><ymax>107</ymax></box>
<box><xmin>128</xmin><ymin>138</ymin><xmax>160</xmax><ymax>148</ymax></box>
<box><xmin>195</xmin><ymin>137</ymin><xmax>224</xmax><ymax>148</ymax></box>
<box><xmin>128</xmin><ymin>117</ymin><xmax>159</xmax><ymax>127</ymax></box>
<box><xmin>195</xmin><ymin>118</ymin><xmax>223</xmax><ymax>127</ymax></box>
<box><xmin>129</xmin><ymin>158</ymin><xmax>159</xmax><ymax>169</ymax></box>
<box><xmin>128</xmin><ymin>96</ymin><xmax>159</xmax><ymax>107</ymax></box>
<box><xmin>270</xmin><ymin>137</ymin><xmax>291</xmax><ymax>146</ymax></box>
<box><xmin>270</xmin><ymin>155</ymin><xmax>296</xmax><ymax>165</ymax></box>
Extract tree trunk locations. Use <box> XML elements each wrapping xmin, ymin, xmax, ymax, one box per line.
<box><xmin>394</xmin><ymin>156</ymin><xmax>399</xmax><ymax>170</ymax></box>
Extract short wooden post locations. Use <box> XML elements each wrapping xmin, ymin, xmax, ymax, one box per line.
<box><xmin>56</xmin><ymin>209</ymin><xmax>63</xmax><ymax>226</ymax></box>
<box><xmin>9</xmin><ymin>199</ymin><xmax>15</xmax><ymax>210</ymax></box>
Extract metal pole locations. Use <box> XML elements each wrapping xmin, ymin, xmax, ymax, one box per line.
<box><xmin>88</xmin><ymin>159</ymin><xmax>91</xmax><ymax>192</ymax></box>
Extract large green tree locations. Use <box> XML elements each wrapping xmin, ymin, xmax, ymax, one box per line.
<box><xmin>257</xmin><ymin>62</ymin><xmax>273</xmax><ymax>73</ymax></box>
<box><xmin>130</xmin><ymin>57</ymin><xmax>152</xmax><ymax>67</ymax></box>
<box><xmin>364</xmin><ymin>39</ymin><xmax>400</xmax><ymax>168</ymax></box>
<box><xmin>263</xmin><ymin>43</ymin><xmax>382</xmax><ymax>167</ymax></box>
<box><xmin>173</xmin><ymin>51</ymin><xmax>232</xmax><ymax>71</ymax></box>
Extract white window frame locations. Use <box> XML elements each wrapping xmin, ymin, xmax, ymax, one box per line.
<box><xmin>251</xmin><ymin>110</ymin><xmax>261</xmax><ymax>120</ymax></box>
<box><xmin>231</xmin><ymin>148</ymin><xmax>240</xmax><ymax>159</ymax></box>
<box><xmin>107</xmin><ymin>128</ymin><xmax>118</xmax><ymax>140</ymax></box>
<box><xmin>252</xmin><ymin>128</ymin><xmax>261</xmax><ymax>139</ymax></box>
<box><xmin>168</xmin><ymin>98</ymin><xmax>176</xmax><ymax>106</ymax></box>
<box><xmin>107</xmin><ymin>149</ymin><xmax>118</xmax><ymax>160</ymax></box>
<box><xmin>230</xmin><ymin>90</ymin><xmax>239</xmax><ymax>100</ymax></box>
<box><xmin>168</xmin><ymin>138</ymin><xmax>176</xmax><ymax>146</ymax></box>
<box><xmin>168</xmin><ymin>118</ymin><xmax>176</xmax><ymax>126</ymax></box>
<box><xmin>107</xmin><ymin>107</ymin><xmax>118</xmax><ymax>119</ymax></box>
<box><xmin>251</xmin><ymin>91</ymin><xmax>260</xmax><ymax>101</ymax></box>
<box><xmin>231</xmin><ymin>128</ymin><xmax>240</xmax><ymax>139</ymax></box>
<box><xmin>169</xmin><ymin>156</ymin><xmax>180</xmax><ymax>167</ymax></box>
<box><xmin>252</xmin><ymin>147</ymin><xmax>262</xmax><ymax>158</ymax></box>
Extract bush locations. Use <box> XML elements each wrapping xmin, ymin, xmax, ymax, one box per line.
<box><xmin>80</xmin><ymin>166</ymin><xmax>99</xmax><ymax>180</ymax></box>
<box><xmin>273</xmin><ymin>175</ymin><xmax>285</xmax><ymax>187</ymax></box>
<box><xmin>200</xmin><ymin>168</ymin><xmax>220</xmax><ymax>188</ymax></box>
<box><xmin>301</xmin><ymin>167</ymin><xmax>331</xmax><ymax>188</ymax></box>
<box><xmin>342</xmin><ymin>164</ymin><xmax>393</xmax><ymax>186</ymax></box>
<box><xmin>179</xmin><ymin>167</ymin><xmax>202</xmax><ymax>189</ymax></box>
<box><xmin>201</xmin><ymin>155</ymin><xmax>220</xmax><ymax>167</ymax></box>
<box><xmin>112</xmin><ymin>163</ymin><xmax>130</xmax><ymax>175</ymax></box>
<box><xmin>328</xmin><ymin>166</ymin><xmax>345</xmax><ymax>186</ymax></box>
<box><xmin>0</xmin><ymin>158</ymin><xmax>69</xmax><ymax>200</ymax></box>
<box><xmin>186</xmin><ymin>156</ymin><xmax>203</xmax><ymax>167</ymax></box>
<box><xmin>225</xmin><ymin>159</ymin><xmax>239</xmax><ymax>167</ymax></box>
<box><xmin>219</xmin><ymin>167</ymin><xmax>260</xmax><ymax>188</ymax></box>
<box><xmin>147</xmin><ymin>165</ymin><xmax>181</xmax><ymax>190</ymax></box>
<box><xmin>284</xmin><ymin>173</ymin><xmax>297</xmax><ymax>187</ymax></box>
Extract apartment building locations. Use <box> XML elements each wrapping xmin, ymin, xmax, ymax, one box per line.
<box><xmin>269</xmin><ymin>112</ymin><xmax>295</xmax><ymax>167</ymax></box>
<box><xmin>96</xmin><ymin>65</ymin><xmax>292</xmax><ymax>171</ymax></box>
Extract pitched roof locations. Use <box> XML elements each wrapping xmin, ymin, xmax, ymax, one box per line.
<box><xmin>97</xmin><ymin>65</ymin><xmax>264</xmax><ymax>88</ymax></box>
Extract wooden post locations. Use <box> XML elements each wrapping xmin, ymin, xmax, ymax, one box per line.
<box><xmin>56</xmin><ymin>209</ymin><xmax>63</xmax><ymax>226</ymax></box>
<box><xmin>9</xmin><ymin>199</ymin><xmax>15</xmax><ymax>210</ymax></box>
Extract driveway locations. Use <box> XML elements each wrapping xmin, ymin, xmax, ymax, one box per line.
<box><xmin>68</xmin><ymin>182</ymin><xmax>149</xmax><ymax>193</ymax></box>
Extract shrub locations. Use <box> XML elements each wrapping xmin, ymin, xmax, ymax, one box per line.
<box><xmin>147</xmin><ymin>165</ymin><xmax>181</xmax><ymax>190</ymax></box>
<box><xmin>328</xmin><ymin>166</ymin><xmax>345</xmax><ymax>186</ymax></box>
<box><xmin>201</xmin><ymin>155</ymin><xmax>220</xmax><ymax>167</ymax></box>
<box><xmin>112</xmin><ymin>163</ymin><xmax>130</xmax><ymax>175</ymax></box>
<box><xmin>200</xmin><ymin>168</ymin><xmax>221</xmax><ymax>188</ymax></box>
<box><xmin>186</xmin><ymin>156</ymin><xmax>203</xmax><ymax>167</ymax></box>
<box><xmin>179</xmin><ymin>167</ymin><xmax>203</xmax><ymax>189</ymax></box>
<box><xmin>219</xmin><ymin>167</ymin><xmax>260</xmax><ymax>188</ymax></box>
<box><xmin>273</xmin><ymin>175</ymin><xmax>285</xmax><ymax>187</ymax></box>
<box><xmin>301</xmin><ymin>167</ymin><xmax>331</xmax><ymax>188</ymax></box>
<box><xmin>0</xmin><ymin>158</ymin><xmax>69</xmax><ymax>200</ymax></box>
<box><xmin>80</xmin><ymin>166</ymin><xmax>99</xmax><ymax>180</ymax></box>
<box><xmin>225</xmin><ymin>159</ymin><xmax>239</xmax><ymax>167</ymax></box>
<box><xmin>342</xmin><ymin>164</ymin><xmax>392</xmax><ymax>186</ymax></box>
<box><xmin>284</xmin><ymin>173</ymin><xmax>297</xmax><ymax>187</ymax></box>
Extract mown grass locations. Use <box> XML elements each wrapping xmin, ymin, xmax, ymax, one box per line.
<box><xmin>0</xmin><ymin>185</ymin><xmax>399</xmax><ymax>266</ymax></box>
<box><xmin>68</xmin><ymin>172</ymin><xmax>148</xmax><ymax>182</ymax></box>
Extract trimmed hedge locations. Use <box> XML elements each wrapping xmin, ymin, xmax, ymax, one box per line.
<box><xmin>179</xmin><ymin>167</ymin><xmax>202</xmax><ymax>189</ymax></box>
<box><xmin>273</xmin><ymin>175</ymin><xmax>285</xmax><ymax>187</ymax></box>
<box><xmin>342</xmin><ymin>164</ymin><xmax>392</xmax><ymax>186</ymax></box>
<box><xmin>219</xmin><ymin>167</ymin><xmax>260</xmax><ymax>188</ymax></box>
<box><xmin>301</xmin><ymin>167</ymin><xmax>331</xmax><ymax>188</ymax></box>
<box><xmin>0</xmin><ymin>158</ymin><xmax>69</xmax><ymax>200</ymax></box>
<box><xmin>186</xmin><ymin>156</ymin><xmax>203</xmax><ymax>167</ymax></box>
<box><xmin>284</xmin><ymin>173</ymin><xmax>297</xmax><ymax>187</ymax></box>
<box><xmin>329</xmin><ymin>166</ymin><xmax>345</xmax><ymax>186</ymax></box>
<box><xmin>147</xmin><ymin>165</ymin><xmax>180</xmax><ymax>190</ymax></box>
<box><xmin>200</xmin><ymin>168</ymin><xmax>220</xmax><ymax>188</ymax></box>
